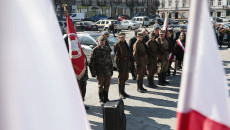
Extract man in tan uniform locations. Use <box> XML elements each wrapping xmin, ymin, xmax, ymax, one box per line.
<box><xmin>156</xmin><ymin>30</ymin><xmax>170</xmax><ymax>86</ymax></box>
<box><xmin>114</xmin><ymin>32</ymin><xmax>131</xmax><ymax>99</ymax></box>
<box><xmin>146</xmin><ymin>32</ymin><xmax>158</xmax><ymax>88</ymax></box>
<box><xmin>133</xmin><ymin>32</ymin><xmax>148</xmax><ymax>93</ymax></box>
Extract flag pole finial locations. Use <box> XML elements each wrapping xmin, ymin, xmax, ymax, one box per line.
<box><xmin>61</xmin><ymin>0</ymin><xmax>67</xmax><ymax>16</ymax></box>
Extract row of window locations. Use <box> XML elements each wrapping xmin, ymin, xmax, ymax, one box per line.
<box><xmin>210</xmin><ymin>0</ymin><xmax>230</xmax><ymax>6</ymax></box>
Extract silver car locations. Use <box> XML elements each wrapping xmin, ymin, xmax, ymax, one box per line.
<box><xmin>120</xmin><ymin>20</ymin><xmax>140</xmax><ymax>30</ymax></box>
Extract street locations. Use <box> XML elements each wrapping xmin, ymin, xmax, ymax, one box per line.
<box><xmin>83</xmin><ymin>27</ymin><xmax>230</xmax><ymax>130</ymax></box>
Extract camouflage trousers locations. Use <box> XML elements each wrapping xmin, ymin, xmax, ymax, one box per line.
<box><xmin>96</xmin><ymin>75</ymin><xmax>111</xmax><ymax>92</ymax></box>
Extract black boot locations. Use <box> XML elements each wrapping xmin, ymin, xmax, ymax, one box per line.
<box><xmin>137</xmin><ymin>78</ymin><xmax>145</xmax><ymax>93</ymax></box>
<box><xmin>162</xmin><ymin>72</ymin><xmax>169</xmax><ymax>84</ymax></box>
<box><xmin>119</xmin><ymin>84</ymin><xmax>125</xmax><ymax>99</ymax></box>
<box><xmin>140</xmin><ymin>78</ymin><xmax>147</xmax><ymax>92</ymax></box>
<box><xmin>104</xmin><ymin>91</ymin><xmax>110</xmax><ymax>103</ymax></box>
<box><xmin>172</xmin><ymin>70</ymin><xmax>176</xmax><ymax>75</ymax></box>
<box><xmin>158</xmin><ymin>73</ymin><xmax>165</xmax><ymax>86</ymax></box>
<box><xmin>99</xmin><ymin>92</ymin><xmax>104</xmax><ymax>106</ymax></box>
<box><xmin>147</xmin><ymin>76</ymin><xmax>154</xmax><ymax>88</ymax></box>
<box><xmin>123</xmin><ymin>84</ymin><xmax>130</xmax><ymax>97</ymax></box>
<box><xmin>167</xmin><ymin>68</ymin><xmax>171</xmax><ymax>77</ymax></box>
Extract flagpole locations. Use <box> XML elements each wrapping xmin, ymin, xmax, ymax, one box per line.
<box><xmin>61</xmin><ymin>0</ymin><xmax>67</xmax><ymax>17</ymax></box>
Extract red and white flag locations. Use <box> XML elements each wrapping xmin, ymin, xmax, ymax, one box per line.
<box><xmin>176</xmin><ymin>0</ymin><xmax>230</xmax><ymax>130</ymax></box>
<box><xmin>0</xmin><ymin>0</ymin><xmax>90</xmax><ymax>130</ymax></box>
<box><xmin>65</xmin><ymin>12</ymin><xmax>86</xmax><ymax>80</ymax></box>
<box><xmin>162</xmin><ymin>16</ymin><xmax>168</xmax><ymax>34</ymax></box>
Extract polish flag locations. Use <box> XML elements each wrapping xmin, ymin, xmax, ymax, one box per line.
<box><xmin>65</xmin><ymin>12</ymin><xmax>86</xmax><ymax>80</ymax></box>
<box><xmin>0</xmin><ymin>0</ymin><xmax>90</xmax><ymax>130</ymax></box>
<box><xmin>176</xmin><ymin>0</ymin><xmax>230</xmax><ymax>130</ymax></box>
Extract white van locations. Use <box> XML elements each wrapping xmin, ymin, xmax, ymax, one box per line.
<box><xmin>69</xmin><ymin>13</ymin><xmax>85</xmax><ymax>22</ymax></box>
<box><xmin>132</xmin><ymin>16</ymin><xmax>150</xmax><ymax>27</ymax></box>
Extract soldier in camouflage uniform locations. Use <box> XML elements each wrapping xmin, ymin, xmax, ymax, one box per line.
<box><xmin>133</xmin><ymin>32</ymin><xmax>148</xmax><ymax>93</ymax></box>
<box><xmin>114</xmin><ymin>32</ymin><xmax>131</xmax><ymax>99</ymax></box>
<box><xmin>156</xmin><ymin>30</ymin><xmax>170</xmax><ymax>86</ymax></box>
<box><xmin>101</xmin><ymin>32</ymin><xmax>112</xmax><ymax>52</ymax></box>
<box><xmin>89</xmin><ymin>36</ymin><xmax>113</xmax><ymax>106</ymax></box>
<box><xmin>146</xmin><ymin>32</ymin><xmax>158</xmax><ymax>88</ymax></box>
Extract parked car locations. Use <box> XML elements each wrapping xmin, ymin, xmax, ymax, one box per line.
<box><xmin>115</xmin><ymin>15</ymin><xmax>130</xmax><ymax>20</ymax></box>
<box><xmin>150</xmin><ymin>18</ymin><xmax>164</xmax><ymax>25</ymax></box>
<box><xmin>59</xmin><ymin>20</ymin><xmax>67</xmax><ymax>34</ymax></box>
<box><xmin>90</xmin><ymin>14</ymin><xmax>108</xmax><ymax>22</ymax></box>
<box><xmin>133</xmin><ymin>12</ymin><xmax>146</xmax><ymax>18</ymax></box>
<box><xmin>149</xmin><ymin>14</ymin><xmax>160</xmax><ymax>21</ymax></box>
<box><xmin>132</xmin><ymin>16</ymin><xmax>150</xmax><ymax>27</ymax></box>
<box><xmin>120</xmin><ymin>20</ymin><xmax>140</xmax><ymax>30</ymax></box>
<box><xmin>168</xmin><ymin>24</ymin><xmax>188</xmax><ymax>32</ymax></box>
<box><xmin>161</xmin><ymin>18</ymin><xmax>179</xmax><ymax>25</ymax></box>
<box><xmin>74</xmin><ymin>21</ymin><xmax>98</xmax><ymax>32</ymax></box>
<box><xmin>69</xmin><ymin>13</ymin><xmax>84</xmax><ymax>22</ymax></box>
<box><xmin>63</xmin><ymin>33</ymin><xmax>97</xmax><ymax>62</ymax></box>
<box><xmin>95</xmin><ymin>20</ymin><xmax>122</xmax><ymax>32</ymax></box>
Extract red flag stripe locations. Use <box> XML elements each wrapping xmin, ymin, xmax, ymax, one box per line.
<box><xmin>176</xmin><ymin>110</ymin><xmax>230</xmax><ymax>130</ymax></box>
<box><xmin>168</xmin><ymin>53</ymin><xmax>174</xmax><ymax>62</ymax></box>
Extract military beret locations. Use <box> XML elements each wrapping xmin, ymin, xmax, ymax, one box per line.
<box><xmin>159</xmin><ymin>30</ymin><xmax>165</xmax><ymax>34</ymax></box>
<box><xmin>137</xmin><ymin>32</ymin><xmax>144</xmax><ymax>37</ymax></box>
<box><xmin>149</xmin><ymin>32</ymin><xmax>156</xmax><ymax>37</ymax></box>
<box><xmin>118</xmin><ymin>32</ymin><xmax>126</xmax><ymax>37</ymax></box>
<box><xmin>97</xmin><ymin>36</ymin><xmax>106</xmax><ymax>41</ymax></box>
<box><xmin>103</xmin><ymin>31</ymin><xmax>110</xmax><ymax>35</ymax></box>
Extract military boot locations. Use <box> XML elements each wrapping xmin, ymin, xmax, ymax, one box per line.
<box><xmin>99</xmin><ymin>92</ymin><xmax>104</xmax><ymax>106</ymax></box>
<box><xmin>119</xmin><ymin>84</ymin><xmax>125</xmax><ymax>99</ymax></box>
<box><xmin>123</xmin><ymin>84</ymin><xmax>130</xmax><ymax>97</ymax></box>
<box><xmin>137</xmin><ymin>79</ymin><xmax>145</xmax><ymax>93</ymax></box>
<box><xmin>162</xmin><ymin>72</ymin><xmax>169</xmax><ymax>84</ymax></box>
<box><xmin>153</xmin><ymin>78</ymin><xmax>158</xmax><ymax>88</ymax></box>
<box><xmin>158</xmin><ymin>73</ymin><xmax>165</xmax><ymax>86</ymax></box>
<box><xmin>103</xmin><ymin>91</ymin><xmax>110</xmax><ymax>103</ymax></box>
<box><xmin>147</xmin><ymin>76</ymin><xmax>154</xmax><ymax>88</ymax></box>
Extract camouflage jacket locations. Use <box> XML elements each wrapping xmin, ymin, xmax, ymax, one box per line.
<box><xmin>89</xmin><ymin>45</ymin><xmax>113</xmax><ymax>76</ymax></box>
<box><xmin>80</xmin><ymin>57</ymin><xmax>89</xmax><ymax>82</ymax></box>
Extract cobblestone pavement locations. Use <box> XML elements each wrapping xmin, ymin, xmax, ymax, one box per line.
<box><xmin>84</xmin><ymin>27</ymin><xmax>230</xmax><ymax>130</ymax></box>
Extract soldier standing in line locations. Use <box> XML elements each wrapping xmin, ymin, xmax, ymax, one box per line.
<box><xmin>156</xmin><ymin>30</ymin><xmax>170</xmax><ymax>86</ymax></box>
<box><xmin>114</xmin><ymin>32</ymin><xmax>131</xmax><ymax>99</ymax></box>
<box><xmin>146</xmin><ymin>32</ymin><xmax>158</xmax><ymax>88</ymax></box>
<box><xmin>89</xmin><ymin>36</ymin><xmax>113</xmax><ymax>106</ymax></box>
<box><xmin>133</xmin><ymin>32</ymin><xmax>148</xmax><ymax>93</ymax></box>
<box><xmin>129</xmin><ymin>30</ymin><xmax>141</xmax><ymax>80</ymax></box>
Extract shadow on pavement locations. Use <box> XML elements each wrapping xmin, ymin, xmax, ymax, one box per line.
<box><xmin>129</xmin><ymin>95</ymin><xmax>177</xmax><ymax>108</ymax></box>
<box><xmin>86</xmin><ymin>105</ymin><xmax>104</xmax><ymax>130</ymax></box>
<box><xmin>148</xmin><ymin>91</ymin><xmax>179</xmax><ymax>99</ymax></box>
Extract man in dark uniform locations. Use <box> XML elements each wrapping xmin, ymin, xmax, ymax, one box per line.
<box><xmin>129</xmin><ymin>30</ymin><xmax>141</xmax><ymax>80</ymax></box>
<box><xmin>146</xmin><ymin>32</ymin><xmax>158</xmax><ymax>88</ymax></box>
<box><xmin>114</xmin><ymin>32</ymin><xmax>131</xmax><ymax>99</ymax></box>
<box><xmin>156</xmin><ymin>30</ymin><xmax>170</xmax><ymax>86</ymax></box>
<box><xmin>142</xmin><ymin>29</ymin><xmax>149</xmax><ymax>44</ymax></box>
<box><xmin>89</xmin><ymin>36</ymin><xmax>113</xmax><ymax>106</ymax></box>
<box><xmin>133</xmin><ymin>32</ymin><xmax>148</xmax><ymax>93</ymax></box>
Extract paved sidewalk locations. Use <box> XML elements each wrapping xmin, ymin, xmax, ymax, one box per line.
<box><xmin>85</xmin><ymin>29</ymin><xmax>230</xmax><ymax>130</ymax></box>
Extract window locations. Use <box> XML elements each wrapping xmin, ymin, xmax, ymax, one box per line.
<box><xmin>106</xmin><ymin>21</ymin><xmax>109</xmax><ymax>24</ymax></box>
<box><xmin>218</xmin><ymin>0</ymin><xmax>222</xmax><ymax>5</ymax></box>
<box><xmin>211</xmin><ymin>0</ymin><xmax>214</xmax><ymax>6</ymax></box>
<box><xmin>140</xmin><ymin>18</ymin><xmax>143</xmax><ymax>21</ymax></box>
<box><xmin>183</xmin><ymin>2</ymin><xmax>186</xmax><ymax>7</ymax></box>
<box><xmin>227</xmin><ymin>0</ymin><xmax>230</xmax><ymax>5</ymax></box>
<box><xmin>96</xmin><ymin>21</ymin><xmax>101</xmax><ymax>24</ymax></box>
<box><xmin>101</xmin><ymin>21</ymin><xmax>105</xmax><ymax>24</ymax></box>
<box><xmin>81</xmin><ymin>36</ymin><xmax>96</xmax><ymax>46</ymax></box>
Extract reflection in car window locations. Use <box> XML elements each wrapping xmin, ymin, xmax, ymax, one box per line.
<box><xmin>101</xmin><ymin>21</ymin><xmax>105</xmax><ymax>24</ymax></box>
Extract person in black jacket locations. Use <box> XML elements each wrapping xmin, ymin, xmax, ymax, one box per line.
<box><xmin>129</xmin><ymin>30</ymin><xmax>141</xmax><ymax>80</ymax></box>
<box><xmin>109</xmin><ymin>21</ymin><xmax>115</xmax><ymax>37</ymax></box>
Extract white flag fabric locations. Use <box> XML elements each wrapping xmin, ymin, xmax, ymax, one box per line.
<box><xmin>0</xmin><ymin>1</ymin><xmax>91</xmax><ymax>130</ymax></box>
<box><xmin>162</xmin><ymin>16</ymin><xmax>168</xmax><ymax>33</ymax></box>
<box><xmin>176</xmin><ymin>0</ymin><xmax>230</xmax><ymax>130</ymax></box>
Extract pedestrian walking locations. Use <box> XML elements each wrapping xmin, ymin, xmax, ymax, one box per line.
<box><xmin>156</xmin><ymin>30</ymin><xmax>170</xmax><ymax>86</ymax></box>
<box><xmin>146</xmin><ymin>32</ymin><xmax>158</xmax><ymax>88</ymax></box>
<box><xmin>133</xmin><ymin>32</ymin><xmax>148</xmax><ymax>93</ymax></box>
<box><xmin>114</xmin><ymin>32</ymin><xmax>131</xmax><ymax>99</ymax></box>
<box><xmin>217</xmin><ymin>24</ymin><xmax>224</xmax><ymax>48</ymax></box>
<box><xmin>109</xmin><ymin>21</ymin><xmax>116</xmax><ymax>37</ymax></box>
<box><xmin>89</xmin><ymin>36</ymin><xmax>113</xmax><ymax>106</ymax></box>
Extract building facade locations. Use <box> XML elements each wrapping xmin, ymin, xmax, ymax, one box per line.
<box><xmin>157</xmin><ymin>0</ymin><xmax>230</xmax><ymax>20</ymax></box>
<box><xmin>53</xmin><ymin>0</ymin><xmax>159</xmax><ymax>18</ymax></box>
<box><xmin>157</xmin><ymin>0</ymin><xmax>190</xmax><ymax>19</ymax></box>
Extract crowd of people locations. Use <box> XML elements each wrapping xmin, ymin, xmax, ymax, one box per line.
<box><xmin>66</xmin><ymin>26</ymin><xmax>187</xmax><ymax>109</ymax></box>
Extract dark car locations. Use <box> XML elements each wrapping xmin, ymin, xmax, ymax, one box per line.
<box><xmin>74</xmin><ymin>21</ymin><xmax>98</xmax><ymax>32</ymax></box>
<box><xmin>168</xmin><ymin>25</ymin><xmax>188</xmax><ymax>32</ymax></box>
<box><xmin>90</xmin><ymin>14</ymin><xmax>108</xmax><ymax>22</ymax></box>
<box><xmin>150</xmin><ymin>18</ymin><xmax>164</xmax><ymax>25</ymax></box>
<box><xmin>161</xmin><ymin>18</ymin><xmax>179</xmax><ymax>25</ymax></box>
<box><xmin>133</xmin><ymin>12</ymin><xmax>146</xmax><ymax>17</ymax></box>
<box><xmin>149</xmin><ymin>14</ymin><xmax>160</xmax><ymax>20</ymax></box>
